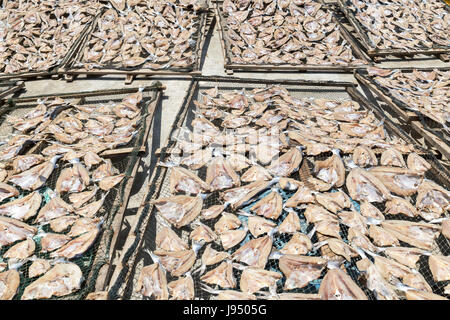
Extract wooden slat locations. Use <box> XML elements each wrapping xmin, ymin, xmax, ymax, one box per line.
<box><xmin>354</xmin><ymin>73</ymin><xmax>418</xmax><ymax>123</ymax></box>
<box><xmin>411</xmin><ymin>121</ymin><xmax>450</xmax><ymax>160</ymax></box>
<box><xmin>105</xmin><ymin>81</ymin><xmax>198</xmax><ymax>295</ymax></box>
<box><xmin>0</xmin><ymin>81</ymin><xmax>24</xmax><ymax>101</ymax></box>
<box><xmin>88</xmin><ymin>90</ymin><xmax>163</xmax><ymax>296</ymax></box>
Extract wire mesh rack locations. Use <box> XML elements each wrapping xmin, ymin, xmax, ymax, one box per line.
<box><xmin>59</xmin><ymin>5</ymin><xmax>212</xmax><ymax>80</ymax></box>
<box><xmin>107</xmin><ymin>76</ymin><xmax>450</xmax><ymax>301</ymax></box>
<box><xmin>0</xmin><ymin>83</ymin><xmax>164</xmax><ymax>299</ymax></box>
<box><xmin>355</xmin><ymin>67</ymin><xmax>450</xmax><ymax>163</ymax></box>
<box><xmin>214</xmin><ymin>0</ymin><xmax>371</xmax><ymax>73</ymax></box>
<box><xmin>0</xmin><ymin>1</ymin><xmax>100</xmax><ymax>81</ymax></box>
<box><xmin>336</xmin><ymin>0</ymin><xmax>450</xmax><ymax>61</ymax></box>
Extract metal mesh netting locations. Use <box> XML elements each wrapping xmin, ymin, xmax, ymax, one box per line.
<box><xmin>110</xmin><ymin>78</ymin><xmax>449</xmax><ymax>301</ymax></box>
<box><xmin>0</xmin><ymin>84</ymin><xmax>162</xmax><ymax>300</ymax></box>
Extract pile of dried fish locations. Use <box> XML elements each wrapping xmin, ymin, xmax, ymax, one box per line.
<box><xmin>345</xmin><ymin>0</ymin><xmax>450</xmax><ymax>50</ymax></box>
<box><xmin>368</xmin><ymin>67</ymin><xmax>450</xmax><ymax>126</ymax></box>
<box><xmin>0</xmin><ymin>0</ymin><xmax>102</xmax><ymax>74</ymax></box>
<box><xmin>73</xmin><ymin>1</ymin><xmax>202</xmax><ymax>71</ymax></box>
<box><xmin>220</xmin><ymin>0</ymin><xmax>367</xmax><ymax>66</ymax></box>
<box><xmin>136</xmin><ymin>85</ymin><xmax>450</xmax><ymax>300</ymax></box>
<box><xmin>109</xmin><ymin>0</ymin><xmax>208</xmax><ymax>12</ymax></box>
<box><xmin>0</xmin><ymin>90</ymin><xmax>146</xmax><ymax>300</ymax></box>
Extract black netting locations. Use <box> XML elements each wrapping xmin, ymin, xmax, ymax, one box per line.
<box><xmin>0</xmin><ymin>83</ymin><xmax>162</xmax><ymax>299</ymax></box>
<box><xmin>109</xmin><ymin>78</ymin><xmax>450</xmax><ymax>301</ymax></box>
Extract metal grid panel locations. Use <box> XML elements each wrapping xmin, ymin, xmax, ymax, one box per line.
<box><xmin>111</xmin><ymin>78</ymin><xmax>450</xmax><ymax>300</ymax></box>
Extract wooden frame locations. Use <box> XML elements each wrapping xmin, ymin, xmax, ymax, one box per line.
<box><xmin>0</xmin><ymin>80</ymin><xmax>25</xmax><ymax>102</ymax></box>
<box><xmin>355</xmin><ymin>68</ymin><xmax>450</xmax><ymax>161</ymax></box>
<box><xmin>214</xmin><ymin>1</ymin><xmax>372</xmax><ymax>74</ymax></box>
<box><xmin>59</xmin><ymin>10</ymin><xmax>212</xmax><ymax>84</ymax></box>
<box><xmin>106</xmin><ymin>76</ymin><xmax>449</xmax><ymax>300</ymax></box>
<box><xmin>336</xmin><ymin>0</ymin><xmax>450</xmax><ymax>61</ymax></box>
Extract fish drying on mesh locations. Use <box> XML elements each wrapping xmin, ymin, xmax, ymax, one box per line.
<box><xmin>144</xmin><ymin>84</ymin><xmax>450</xmax><ymax>300</ymax></box>
<box><xmin>221</xmin><ymin>0</ymin><xmax>368</xmax><ymax>67</ymax></box>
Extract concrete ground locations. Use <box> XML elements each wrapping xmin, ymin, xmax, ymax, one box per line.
<box><xmin>4</xmin><ymin>14</ymin><xmax>449</xmax><ymax>292</ymax></box>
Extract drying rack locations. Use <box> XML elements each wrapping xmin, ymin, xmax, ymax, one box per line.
<box><xmin>355</xmin><ymin>67</ymin><xmax>450</xmax><ymax>165</ymax></box>
<box><xmin>106</xmin><ymin>76</ymin><xmax>450</xmax><ymax>300</ymax></box>
<box><xmin>0</xmin><ymin>82</ymin><xmax>164</xmax><ymax>299</ymax></box>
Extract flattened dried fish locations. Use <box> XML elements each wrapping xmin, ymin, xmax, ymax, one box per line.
<box><xmin>40</xmin><ymin>233</ymin><xmax>71</xmax><ymax>253</ymax></box>
<box><xmin>0</xmin><ymin>270</ymin><xmax>20</xmax><ymax>300</ymax></box>
<box><xmin>319</xmin><ymin>268</ymin><xmax>367</xmax><ymax>300</ymax></box>
<box><xmin>136</xmin><ymin>263</ymin><xmax>168</xmax><ymax>300</ymax></box>
<box><xmin>68</xmin><ymin>186</ymin><xmax>98</xmax><ymax>209</ymax></box>
<box><xmin>381</xmin><ymin>220</ymin><xmax>440</xmax><ymax>251</ymax></box>
<box><xmin>279</xmin><ymin>255</ymin><xmax>327</xmax><ymax>290</ymax></box>
<box><xmin>280</xmin><ymin>233</ymin><xmax>312</xmax><ymax>255</ymax></box>
<box><xmin>35</xmin><ymin>194</ymin><xmax>73</xmax><ymax>223</ymax></box>
<box><xmin>314</xmin><ymin>153</ymin><xmax>345</xmax><ymax>187</ymax></box>
<box><xmin>152</xmin><ymin>195</ymin><xmax>202</xmax><ymax>228</ymax></box>
<box><xmin>169</xmin><ymin>167</ymin><xmax>209</xmax><ymax>195</ymax></box>
<box><xmin>240</xmin><ymin>268</ymin><xmax>282</xmax><ymax>294</ymax></box>
<box><xmin>50</xmin><ymin>228</ymin><xmax>99</xmax><ymax>259</ymax></box>
<box><xmin>156</xmin><ymin>226</ymin><xmax>188</xmax><ymax>252</ymax></box>
<box><xmin>29</xmin><ymin>259</ymin><xmax>52</xmax><ymax>278</ymax></box>
<box><xmin>0</xmin><ymin>216</ymin><xmax>37</xmax><ymax>248</ymax></box>
<box><xmin>231</xmin><ymin>235</ymin><xmax>272</xmax><ymax>268</ymax></box>
<box><xmin>8</xmin><ymin>156</ymin><xmax>60</xmax><ymax>191</ymax></box>
<box><xmin>21</xmin><ymin>263</ymin><xmax>83</xmax><ymax>300</ymax></box>
<box><xmin>168</xmin><ymin>274</ymin><xmax>194</xmax><ymax>300</ymax></box>
<box><xmin>267</xmin><ymin>148</ymin><xmax>302</xmax><ymax>177</ymax></box>
<box><xmin>346</xmin><ymin>168</ymin><xmax>392</xmax><ymax>203</ymax></box>
<box><xmin>200</xmin><ymin>261</ymin><xmax>236</xmax><ymax>289</ymax></box>
<box><xmin>99</xmin><ymin>174</ymin><xmax>125</xmax><ymax>191</ymax></box>
<box><xmin>206</xmin><ymin>157</ymin><xmax>240</xmax><ymax>192</ymax></box>
<box><xmin>0</xmin><ymin>192</ymin><xmax>42</xmax><ymax>221</ymax></box>
<box><xmin>428</xmin><ymin>255</ymin><xmax>450</xmax><ymax>282</ymax></box>
<box><xmin>3</xmin><ymin>237</ymin><xmax>35</xmax><ymax>260</ymax></box>
<box><xmin>250</xmin><ymin>190</ymin><xmax>283</xmax><ymax>220</ymax></box>
<box><xmin>0</xmin><ymin>183</ymin><xmax>19</xmax><ymax>202</ymax></box>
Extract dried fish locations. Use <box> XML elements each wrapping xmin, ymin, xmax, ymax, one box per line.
<box><xmin>279</xmin><ymin>255</ymin><xmax>327</xmax><ymax>290</ymax></box>
<box><xmin>0</xmin><ymin>270</ymin><xmax>20</xmax><ymax>300</ymax></box>
<box><xmin>319</xmin><ymin>268</ymin><xmax>367</xmax><ymax>300</ymax></box>
<box><xmin>136</xmin><ymin>263</ymin><xmax>168</xmax><ymax>300</ymax></box>
<box><xmin>0</xmin><ymin>192</ymin><xmax>42</xmax><ymax>221</ymax></box>
<box><xmin>21</xmin><ymin>263</ymin><xmax>83</xmax><ymax>300</ymax></box>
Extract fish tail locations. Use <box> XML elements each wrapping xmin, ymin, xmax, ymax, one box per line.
<box><xmin>312</xmin><ymin>240</ymin><xmax>328</xmax><ymax>252</ymax></box>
